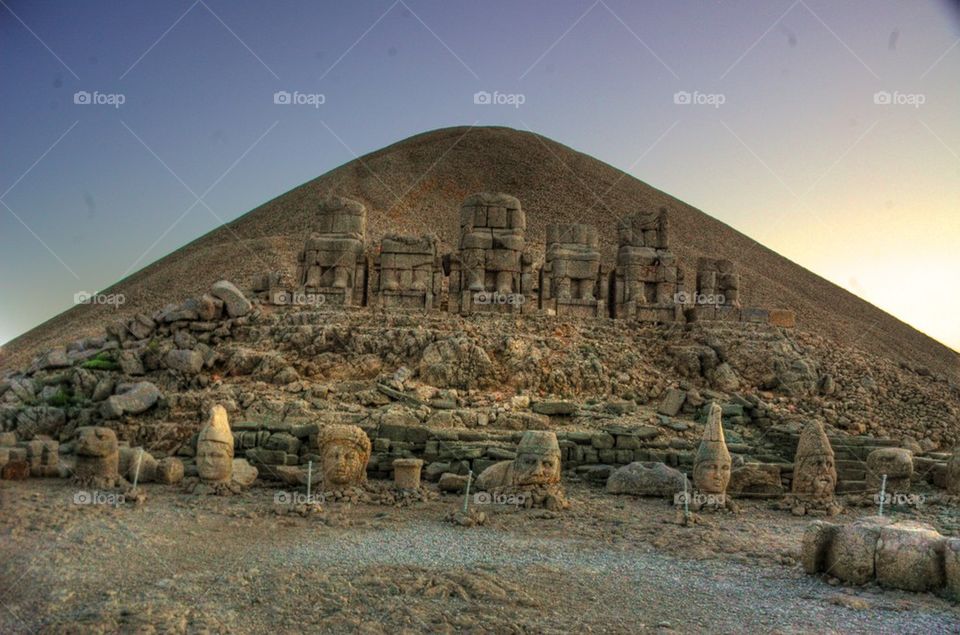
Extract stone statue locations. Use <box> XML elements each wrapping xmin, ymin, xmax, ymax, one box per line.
<box><xmin>73</xmin><ymin>426</ymin><xmax>121</xmax><ymax>489</ymax></box>
<box><xmin>196</xmin><ymin>405</ymin><xmax>234</xmax><ymax>486</ymax></box>
<box><xmin>475</xmin><ymin>430</ymin><xmax>569</xmax><ymax>511</ymax></box>
<box><xmin>318</xmin><ymin>424</ymin><xmax>371</xmax><ymax>488</ymax></box>
<box><xmin>295</xmin><ymin>196</ymin><xmax>368</xmax><ymax>306</ymax></box>
<box><xmin>692</xmin><ymin>403</ymin><xmax>736</xmax><ymax>511</ymax></box>
<box><xmin>448</xmin><ymin>193</ymin><xmax>534</xmax><ymax>314</ymax></box>
<box><xmin>540</xmin><ymin>223</ymin><xmax>605</xmax><ymax>318</ymax></box>
<box><xmin>371</xmin><ymin>234</ymin><xmax>442</xmax><ymax>310</ymax></box>
<box><xmin>185</xmin><ymin>405</ymin><xmax>256</xmax><ymax>495</ymax></box>
<box><xmin>612</xmin><ymin>208</ymin><xmax>682</xmax><ymax>321</ymax></box>
<box><xmin>788</xmin><ymin>420</ymin><xmax>841</xmax><ymax>516</ymax></box>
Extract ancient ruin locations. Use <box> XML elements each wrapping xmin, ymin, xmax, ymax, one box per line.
<box><xmin>611</xmin><ymin>209</ymin><xmax>683</xmax><ymax>322</ymax></box>
<box><xmin>318</xmin><ymin>424</ymin><xmax>371</xmax><ymax>489</ymax></box>
<box><xmin>447</xmin><ymin>193</ymin><xmax>535</xmax><ymax>315</ymax></box>
<box><xmin>787</xmin><ymin>420</ymin><xmax>841</xmax><ymax>516</ymax></box>
<box><xmin>73</xmin><ymin>426</ymin><xmax>121</xmax><ymax>489</ymax></box>
<box><xmin>692</xmin><ymin>403</ymin><xmax>735</xmax><ymax>511</ymax></box>
<box><xmin>295</xmin><ymin>196</ymin><xmax>368</xmax><ymax>306</ymax></box>
<box><xmin>191</xmin><ymin>405</ymin><xmax>237</xmax><ymax>494</ymax></box>
<box><xmin>804</xmin><ymin>516</ymin><xmax>960</xmax><ymax>598</ymax></box>
<box><xmin>475</xmin><ymin>430</ymin><xmax>569</xmax><ymax>510</ymax></box>
<box><xmin>540</xmin><ymin>223</ymin><xmax>606</xmax><ymax>318</ymax></box>
<box><xmin>370</xmin><ymin>234</ymin><xmax>443</xmax><ymax>310</ymax></box>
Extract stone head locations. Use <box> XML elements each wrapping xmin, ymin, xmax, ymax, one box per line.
<box><xmin>512</xmin><ymin>431</ymin><xmax>562</xmax><ymax>487</ymax></box>
<box><xmin>75</xmin><ymin>426</ymin><xmax>118</xmax><ymax>458</ymax></box>
<box><xmin>693</xmin><ymin>403</ymin><xmax>732</xmax><ymax>495</ymax></box>
<box><xmin>318</xmin><ymin>424</ymin><xmax>371</xmax><ymax>487</ymax></box>
<box><xmin>792</xmin><ymin>421</ymin><xmax>836</xmax><ymax>498</ymax></box>
<box><xmin>196</xmin><ymin>405</ymin><xmax>234</xmax><ymax>483</ymax></box>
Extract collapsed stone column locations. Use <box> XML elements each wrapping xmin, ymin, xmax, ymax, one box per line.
<box><xmin>370</xmin><ymin>234</ymin><xmax>443</xmax><ymax>310</ymax></box>
<box><xmin>540</xmin><ymin>223</ymin><xmax>607</xmax><ymax>318</ymax></box>
<box><xmin>448</xmin><ymin>193</ymin><xmax>535</xmax><ymax>315</ymax></box>
<box><xmin>612</xmin><ymin>208</ymin><xmax>683</xmax><ymax>322</ymax></box>
<box><xmin>295</xmin><ymin>196</ymin><xmax>368</xmax><ymax>306</ymax></box>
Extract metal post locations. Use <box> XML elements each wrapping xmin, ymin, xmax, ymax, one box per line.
<box><xmin>132</xmin><ymin>447</ymin><xmax>144</xmax><ymax>490</ymax></box>
<box><xmin>307</xmin><ymin>461</ymin><xmax>313</xmax><ymax>499</ymax></box>
<box><xmin>879</xmin><ymin>474</ymin><xmax>887</xmax><ymax>516</ymax></box>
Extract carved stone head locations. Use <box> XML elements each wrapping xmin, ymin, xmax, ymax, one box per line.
<box><xmin>196</xmin><ymin>405</ymin><xmax>234</xmax><ymax>484</ymax></box>
<box><xmin>792</xmin><ymin>420</ymin><xmax>836</xmax><ymax>499</ymax></box>
<box><xmin>693</xmin><ymin>403</ymin><xmax>732</xmax><ymax>495</ymax></box>
<box><xmin>512</xmin><ymin>431</ymin><xmax>561</xmax><ymax>487</ymax></box>
<box><xmin>318</xmin><ymin>424</ymin><xmax>371</xmax><ymax>487</ymax></box>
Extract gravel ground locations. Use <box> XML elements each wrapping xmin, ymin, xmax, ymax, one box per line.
<box><xmin>2</xmin><ymin>481</ymin><xmax>960</xmax><ymax>634</ymax></box>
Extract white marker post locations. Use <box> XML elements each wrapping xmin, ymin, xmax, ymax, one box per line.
<box><xmin>132</xmin><ymin>447</ymin><xmax>144</xmax><ymax>490</ymax></box>
<box><xmin>307</xmin><ymin>461</ymin><xmax>313</xmax><ymax>500</ymax></box>
<box><xmin>879</xmin><ymin>474</ymin><xmax>888</xmax><ymax>516</ymax></box>
<box><xmin>463</xmin><ymin>470</ymin><xmax>474</xmax><ymax>513</ymax></box>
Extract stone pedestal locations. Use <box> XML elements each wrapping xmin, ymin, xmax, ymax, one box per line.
<box><xmin>393</xmin><ymin>458</ymin><xmax>424</xmax><ymax>489</ymax></box>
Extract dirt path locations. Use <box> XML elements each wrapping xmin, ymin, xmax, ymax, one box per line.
<box><xmin>1</xmin><ymin>481</ymin><xmax>959</xmax><ymax>634</ymax></box>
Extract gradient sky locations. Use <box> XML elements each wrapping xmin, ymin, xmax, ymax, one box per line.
<box><xmin>2</xmin><ymin>0</ymin><xmax>958</xmax><ymax>351</ymax></box>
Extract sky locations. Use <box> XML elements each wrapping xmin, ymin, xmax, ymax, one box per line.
<box><xmin>1</xmin><ymin>0</ymin><xmax>958</xmax><ymax>351</ymax></box>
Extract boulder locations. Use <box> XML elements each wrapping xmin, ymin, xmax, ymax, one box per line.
<box><xmin>826</xmin><ymin>516</ymin><xmax>892</xmax><ymax>584</ymax></box>
<box><xmin>729</xmin><ymin>463</ymin><xmax>784</xmax><ymax>496</ymax></box>
<box><xmin>100</xmin><ymin>382</ymin><xmax>161</xmax><ymax>419</ymax></box>
<box><xmin>866</xmin><ymin>448</ymin><xmax>913</xmax><ymax>491</ymax></box>
<box><xmin>211</xmin><ymin>280</ymin><xmax>251</xmax><ymax>318</ymax></box>
<box><xmin>231</xmin><ymin>458</ymin><xmax>258</xmax><ymax>487</ymax></box>
<box><xmin>155</xmin><ymin>457</ymin><xmax>184</xmax><ymax>484</ymax></box>
<box><xmin>606</xmin><ymin>461</ymin><xmax>689</xmax><ymax>497</ymax></box>
<box><xmin>164</xmin><ymin>349</ymin><xmax>204</xmax><ymax>375</ymax></box>
<box><xmin>418</xmin><ymin>335</ymin><xmax>494</xmax><ymax>390</ymax></box>
<box><xmin>876</xmin><ymin>521</ymin><xmax>945</xmax><ymax>592</ymax></box>
<box><xmin>119</xmin><ymin>447</ymin><xmax>158</xmax><ymax>482</ymax></box>
<box><xmin>438</xmin><ymin>472</ymin><xmax>468</xmax><ymax>493</ymax></box>
<box><xmin>657</xmin><ymin>388</ymin><xmax>685</xmax><ymax>416</ymax></box>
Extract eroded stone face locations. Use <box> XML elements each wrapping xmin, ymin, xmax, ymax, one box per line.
<box><xmin>693</xmin><ymin>403</ymin><xmax>731</xmax><ymax>496</ymax></box>
<box><xmin>318</xmin><ymin>424</ymin><xmax>371</xmax><ymax>488</ymax></box>
<box><xmin>513</xmin><ymin>450</ymin><xmax>560</xmax><ymax>487</ymax></box>
<box><xmin>73</xmin><ymin>426</ymin><xmax>119</xmax><ymax>487</ymax></box>
<box><xmin>196</xmin><ymin>405</ymin><xmax>234</xmax><ymax>484</ymax></box>
<box><xmin>792</xmin><ymin>421</ymin><xmax>837</xmax><ymax>499</ymax></box>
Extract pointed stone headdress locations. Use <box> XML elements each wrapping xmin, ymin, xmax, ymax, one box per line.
<box><xmin>696</xmin><ymin>403</ymin><xmax>731</xmax><ymax>464</ymax></box>
<box><xmin>796</xmin><ymin>420</ymin><xmax>833</xmax><ymax>458</ymax></box>
<box><xmin>198</xmin><ymin>405</ymin><xmax>234</xmax><ymax>453</ymax></box>
<box><xmin>517</xmin><ymin>430</ymin><xmax>561</xmax><ymax>457</ymax></box>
